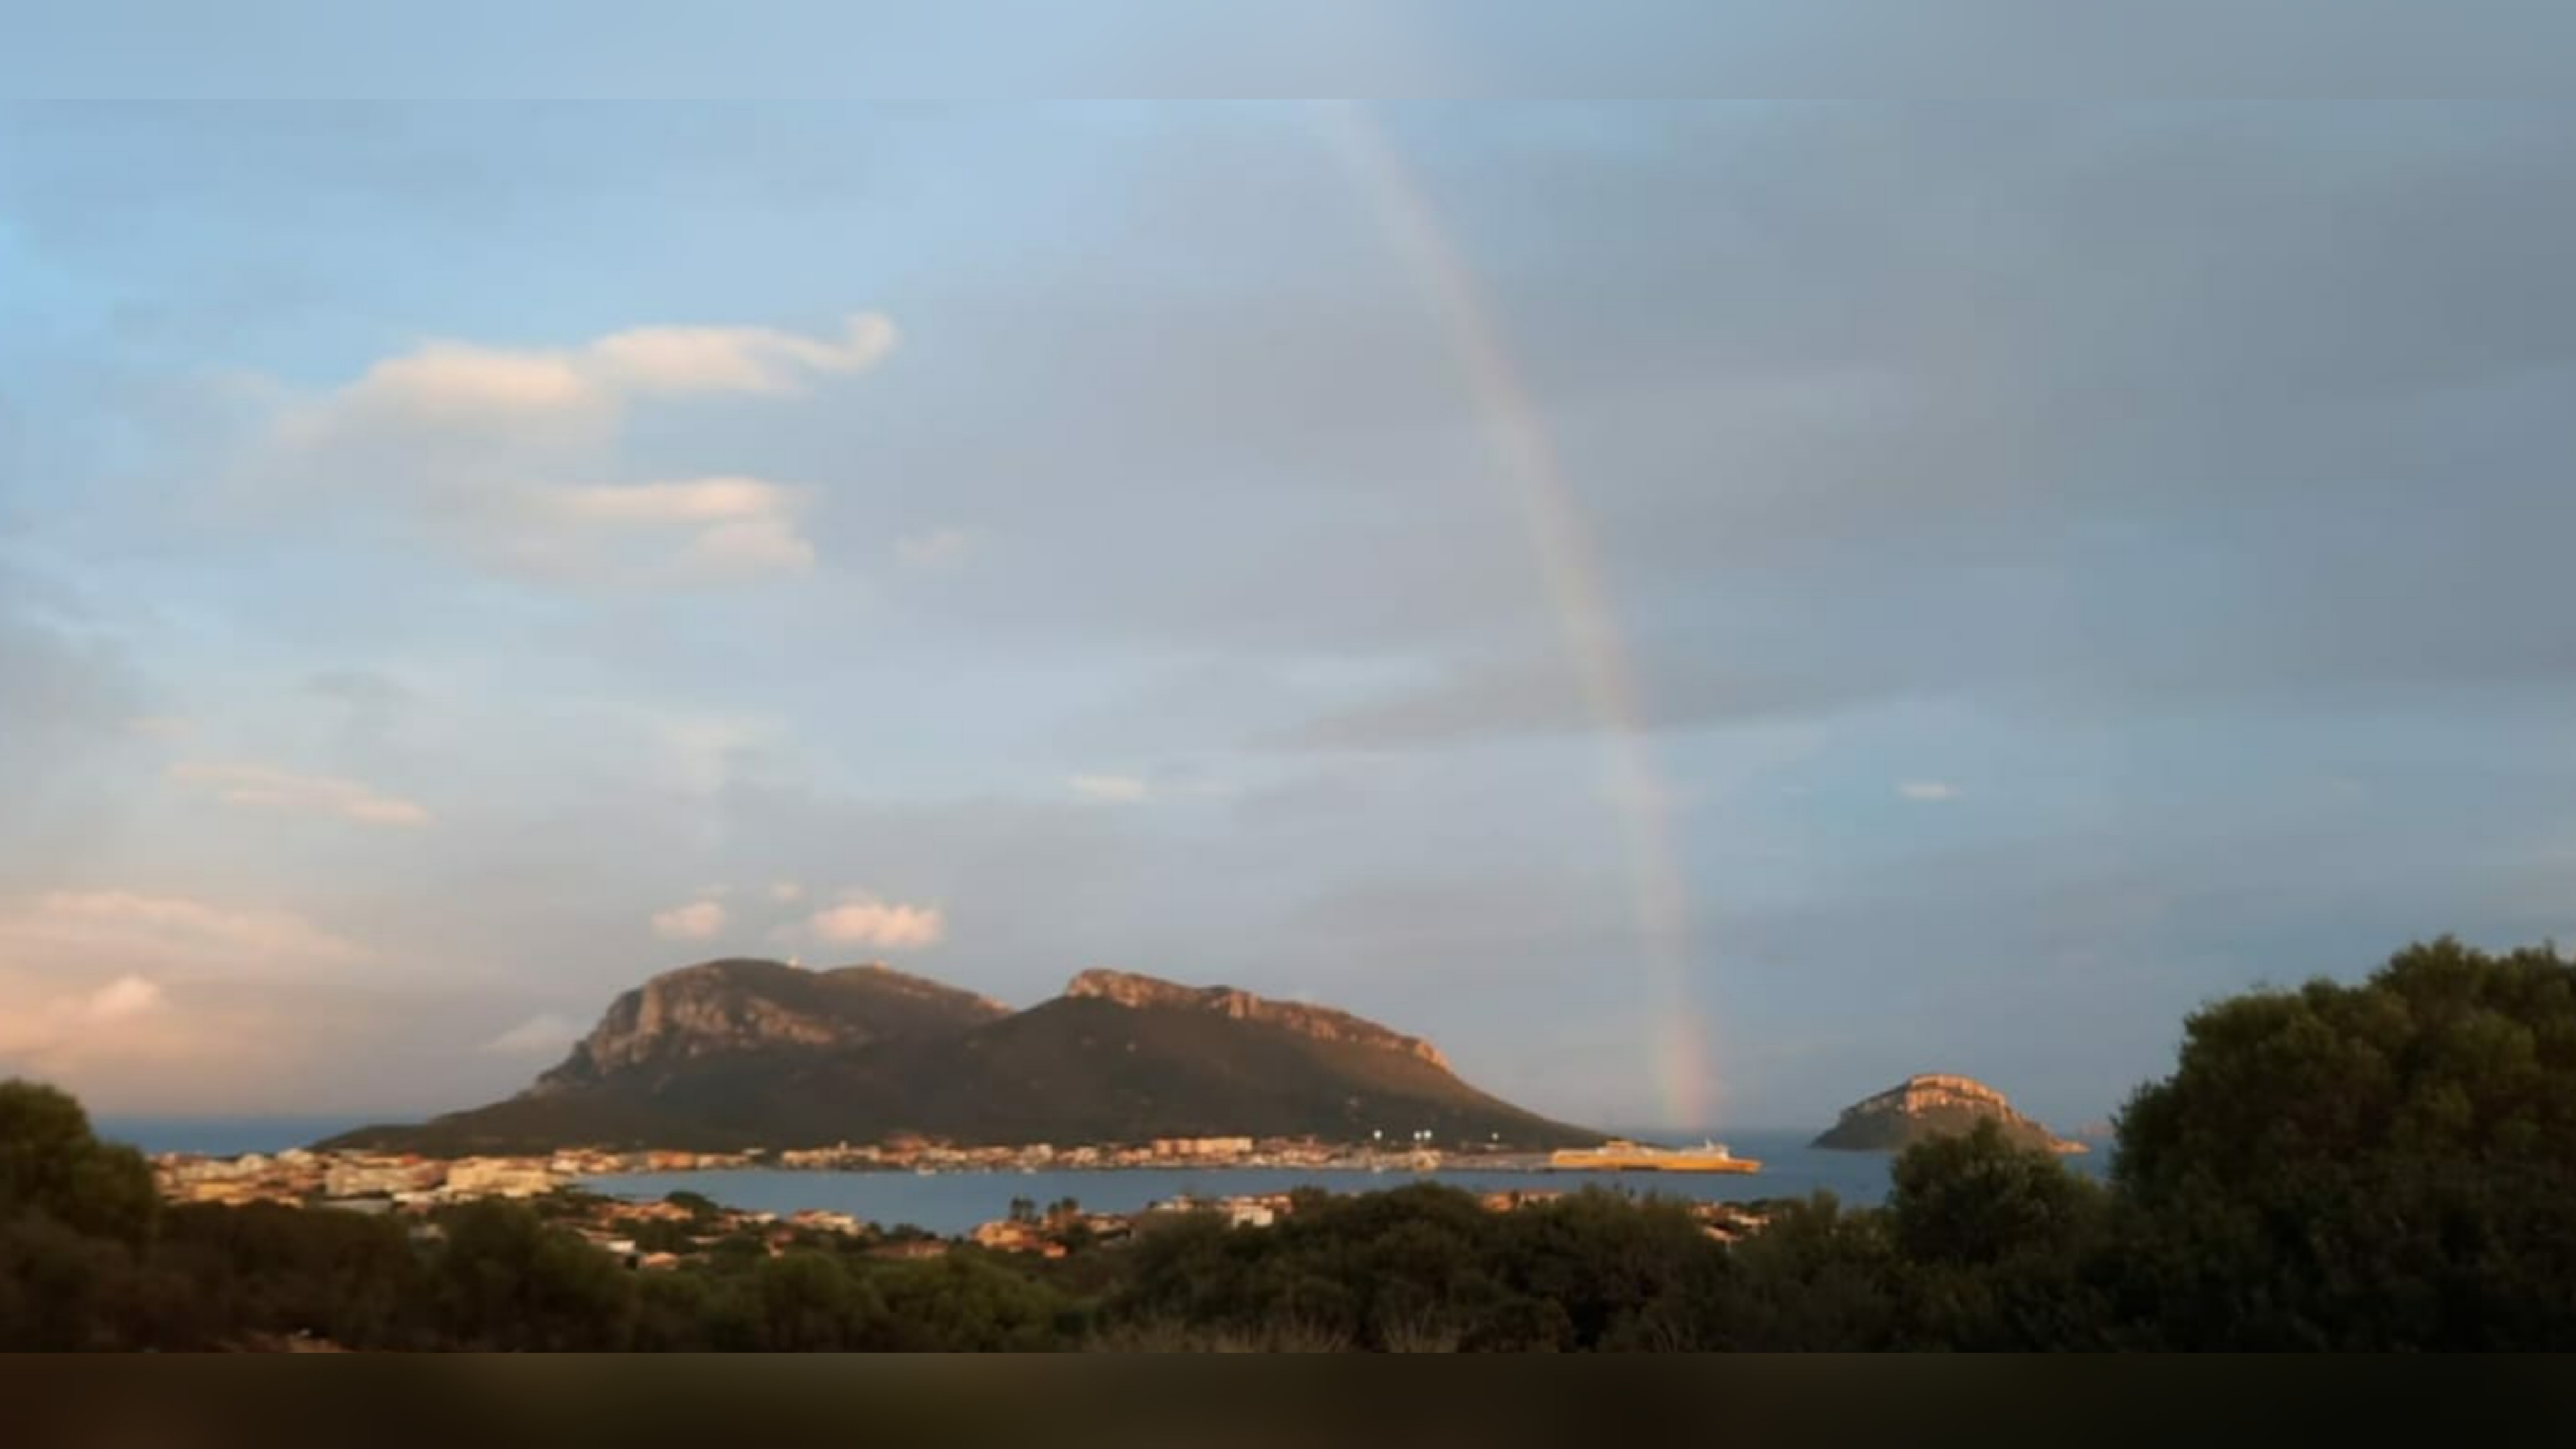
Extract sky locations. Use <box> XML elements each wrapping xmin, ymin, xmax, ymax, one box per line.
<box><xmin>3</xmin><ymin>102</ymin><xmax>2573</xmax><ymax>1131</ymax></box>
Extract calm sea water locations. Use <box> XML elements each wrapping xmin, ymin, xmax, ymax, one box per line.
<box><xmin>582</xmin><ymin>1131</ymin><xmax>2114</xmax><ymax>1236</ymax></box>
<box><xmin>92</xmin><ymin>1119</ymin><xmax>2114</xmax><ymax>1234</ymax></box>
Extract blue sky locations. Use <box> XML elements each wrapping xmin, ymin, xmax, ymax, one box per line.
<box><xmin>3</xmin><ymin>103</ymin><xmax>2573</xmax><ymax>1130</ymax></box>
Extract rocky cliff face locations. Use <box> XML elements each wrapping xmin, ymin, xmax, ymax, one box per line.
<box><xmin>1811</xmin><ymin>1072</ymin><xmax>2083</xmax><ymax>1152</ymax></box>
<box><xmin>327</xmin><ymin>958</ymin><xmax>1594</xmax><ymax>1154</ymax></box>
<box><xmin>535</xmin><ymin>959</ymin><xmax>1008</xmax><ymax>1093</ymax></box>
<box><xmin>1063</xmin><ymin>968</ymin><xmax>1452</xmax><ymax>1071</ymax></box>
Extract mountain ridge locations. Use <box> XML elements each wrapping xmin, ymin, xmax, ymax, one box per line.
<box><xmin>1061</xmin><ymin>967</ymin><xmax>1452</xmax><ymax>1070</ymax></box>
<box><xmin>325</xmin><ymin>958</ymin><xmax>1594</xmax><ymax>1153</ymax></box>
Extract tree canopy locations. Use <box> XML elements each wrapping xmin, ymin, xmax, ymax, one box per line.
<box><xmin>0</xmin><ymin>1081</ymin><xmax>156</xmax><ymax>1246</ymax></box>
<box><xmin>2113</xmin><ymin>937</ymin><xmax>2576</xmax><ymax>1348</ymax></box>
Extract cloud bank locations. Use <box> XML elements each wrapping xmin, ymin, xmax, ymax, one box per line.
<box><xmin>803</xmin><ymin>896</ymin><xmax>947</xmax><ymax>950</ymax></box>
<box><xmin>169</xmin><ymin>761</ymin><xmax>431</xmax><ymax>828</ymax></box>
<box><xmin>253</xmin><ymin>313</ymin><xmax>895</xmax><ymax>589</ymax></box>
<box><xmin>648</xmin><ymin>900</ymin><xmax>728</xmax><ymax>941</ymax></box>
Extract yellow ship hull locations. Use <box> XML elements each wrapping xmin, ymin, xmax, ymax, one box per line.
<box><xmin>1548</xmin><ymin>1146</ymin><xmax>1761</xmax><ymax>1174</ymax></box>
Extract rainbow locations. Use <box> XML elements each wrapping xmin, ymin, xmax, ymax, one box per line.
<box><xmin>1317</xmin><ymin>103</ymin><xmax>1713</xmax><ymax>1129</ymax></box>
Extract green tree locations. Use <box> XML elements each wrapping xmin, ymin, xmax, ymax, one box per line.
<box><xmin>1889</xmin><ymin>1119</ymin><xmax>2104</xmax><ymax>1268</ymax></box>
<box><xmin>628</xmin><ymin>1268</ymin><xmax>718</xmax><ymax>1350</ymax></box>
<box><xmin>1884</xmin><ymin>1121</ymin><xmax>2112</xmax><ymax>1348</ymax></box>
<box><xmin>152</xmin><ymin>1200</ymin><xmax>421</xmax><ymax>1348</ymax></box>
<box><xmin>753</xmin><ymin>1251</ymin><xmax>886</xmax><ymax>1350</ymax></box>
<box><xmin>875</xmin><ymin>1252</ymin><xmax>1076</xmax><ymax>1350</ymax></box>
<box><xmin>2114</xmin><ymin>937</ymin><xmax>2576</xmax><ymax>1348</ymax></box>
<box><xmin>1487</xmin><ymin>1187</ymin><xmax>1718</xmax><ymax>1350</ymax></box>
<box><xmin>0</xmin><ymin>1080</ymin><xmax>158</xmax><ymax>1246</ymax></box>
<box><xmin>0</xmin><ymin>1212</ymin><xmax>148</xmax><ymax>1349</ymax></box>
<box><xmin>1703</xmin><ymin>1192</ymin><xmax>1902</xmax><ymax>1350</ymax></box>
<box><xmin>430</xmin><ymin>1200</ymin><xmax>636</xmax><ymax>1349</ymax></box>
<box><xmin>0</xmin><ymin>1080</ymin><xmax>158</xmax><ymax>1349</ymax></box>
<box><xmin>631</xmin><ymin>1217</ymin><xmax>699</xmax><ymax>1255</ymax></box>
<box><xmin>663</xmin><ymin>1190</ymin><xmax>721</xmax><ymax>1222</ymax></box>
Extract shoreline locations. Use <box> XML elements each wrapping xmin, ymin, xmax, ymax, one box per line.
<box><xmin>147</xmin><ymin>1137</ymin><xmax>1820</xmax><ymax>1216</ymax></box>
<box><xmin>148</xmin><ymin>1140</ymin><xmax>1581</xmax><ymax>1211</ymax></box>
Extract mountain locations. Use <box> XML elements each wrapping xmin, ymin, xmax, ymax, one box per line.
<box><xmin>324</xmin><ymin>960</ymin><xmax>1594</xmax><ymax>1153</ymax></box>
<box><xmin>1810</xmin><ymin>1074</ymin><xmax>2086</xmax><ymax>1153</ymax></box>
<box><xmin>531</xmin><ymin>958</ymin><xmax>1009</xmax><ymax>1093</ymax></box>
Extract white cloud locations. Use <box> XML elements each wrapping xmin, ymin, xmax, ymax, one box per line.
<box><xmin>275</xmin><ymin>342</ymin><xmax>610</xmax><ymax>453</ymax></box>
<box><xmin>126</xmin><ymin>716</ymin><xmax>193</xmax><ymax>739</ymax></box>
<box><xmin>79</xmin><ymin>975</ymin><xmax>165</xmax><ymax>1024</ymax></box>
<box><xmin>769</xmin><ymin>881</ymin><xmax>806</xmax><ymax>904</ymax></box>
<box><xmin>550</xmin><ymin>476</ymin><xmax>799</xmax><ymax>526</ymax></box>
<box><xmin>650</xmin><ymin>900</ymin><xmax>728</xmax><ymax>941</ymax></box>
<box><xmin>358</xmin><ymin>343</ymin><xmax>596</xmax><ymax>416</ymax></box>
<box><xmin>1897</xmin><ymin>780</ymin><xmax>1962</xmax><ymax>802</ymax></box>
<box><xmin>479</xmin><ymin>1013</ymin><xmax>583</xmax><ymax>1057</ymax></box>
<box><xmin>280</xmin><ymin>313</ymin><xmax>896</xmax><ymax>442</ymax></box>
<box><xmin>169</xmin><ymin>760</ymin><xmax>431</xmax><ymax>827</ymax></box>
<box><xmin>676</xmin><ymin>513</ymin><xmax>818</xmax><ymax>580</ymax></box>
<box><xmin>0</xmin><ymin>964</ymin><xmax>339</xmax><ymax>1111</ymax></box>
<box><xmin>255</xmin><ymin>313</ymin><xmax>894</xmax><ymax>591</ymax></box>
<box><xmin>0</xmin><ymin>892</ymin><xmax>392</xmax><ymax>1111</ymax></box>
<box><xmin>0</xmin><ymin>891</ymin><xmax>372</xmax><ymax>980</ymax></box>
<box><xmin>1069</xmin><ymin>773</ymin><xmax>1152</xmax><ymax>804</ymax></box>
<box><xmin>0</xmin><ymin>975</ymin><xmax>166</xmax><ymax>1057</ymax></box>
<box><xmin>1066</xmin><ymin>773</ymin><xmax>1231</xmax><ymax>804</ymax></box>
<box><xmin>805</xmin><ymin>896</ymin><xmax>945</xmax><ymax>950</ymax></box>
<box><xmin>584</xmin><ymin>314</ymin><xmax>898</xmax><ymax>396</ymax></box>
<box><xmin>529</xmin><ymin>476</ymin><xmax>818</xmax><ymax>586</ymax></box>
<box><xmin>894</xmin><ymin>527</ymin><xmax>976</xmax><ymax>571</ymax></box>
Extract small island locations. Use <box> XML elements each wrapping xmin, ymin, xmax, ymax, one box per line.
<box><xmin>1812</xmin><ymin>1074</ymin><xmax>2087</xmax><ymax>1154</ymax></box>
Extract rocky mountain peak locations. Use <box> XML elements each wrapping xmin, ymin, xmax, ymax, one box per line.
<box><xmin>1062</xmin><ymin>968</ymin><xmax>1452</xmax><ymax>1071</ymax></box>
<box><xmin>1858</xmin><ymin>1073</ymin><xmax>2019</xmax><ymax>1116</ymax></box>
<box><xmin>823</xmin><ymin>962</ymin><xmax>1009</xmax><ymax>1016</ymax></box>
<box><xmin>533</xmin><ymin>957</ymin><xmax>1006</xmax><ymax>1094</ymax></box>
<box><xmin>1813</xmin><ymin>1072</ymin><xmax>2084</xmax><ymax>1153</ymax></box>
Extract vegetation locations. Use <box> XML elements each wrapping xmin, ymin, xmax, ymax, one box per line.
<box><xmin>8</xmin><ymin>937</ymin><xmax>2576</xmax><ymax>1350</ymax></box>
<box><xmin>2112</xmin><ymin>936</ymin><xmax>2576</xmax><ymax>1348</ymax></box>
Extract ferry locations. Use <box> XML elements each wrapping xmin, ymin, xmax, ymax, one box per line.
<box><xmin>1547</xmin><ymin>1138</ymin><xmax>1761</xmax><ymax>1174</ymax></box>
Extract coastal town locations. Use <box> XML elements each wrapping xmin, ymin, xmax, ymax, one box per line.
<box><xmin>148</xmin><ymin>1133</ymin><xmax>1774</xmax><ymax>1264</ymax></box>
<box><xmin>153</xmin><ymin>1133</ymin><xmax>1533</xmax><ymax>1208</ymax></box>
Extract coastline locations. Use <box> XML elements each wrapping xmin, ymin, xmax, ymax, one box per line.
<box><xmin>147</xmin><ymin>1137</ymin><xmax>1572</xmax><ymax>1212</ymax></box>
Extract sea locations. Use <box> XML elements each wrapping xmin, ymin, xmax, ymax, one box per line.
<box><xmin>580</xmin><ymin>1130</ymin><xmax>2116</xmax><ymax>1236</ymax></box>
<box><xmin>92</xmin><ymin>1119</ymin><xmax>2114</xmax><ymax>1236</ymax></box>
